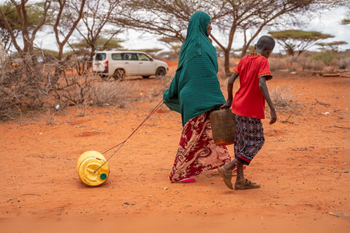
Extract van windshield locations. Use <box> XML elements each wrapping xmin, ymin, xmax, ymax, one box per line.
<box><xmin>95</xmin><ymin>53</ymin><xmax>106</xmax><ymax>61</ymax></box>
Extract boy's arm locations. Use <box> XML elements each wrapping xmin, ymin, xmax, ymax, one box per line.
<box><xmin>223</xmin><ymin>72</ymin><xmax>239</xmax><ymax>109</ymax></box>
<box><xmin>259</xmin><ymin>76</ymin><xmax>277</xmax><ymax>125</ymax></box>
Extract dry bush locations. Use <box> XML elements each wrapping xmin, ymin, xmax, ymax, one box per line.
<box><xmin>270</xmin><ymin>85</ymin><xmax>293</xmax><ymax>108</ymax></box>
<box><xmin>0</xmin><ymin>50</ymin><xmax>99</xmax><ymax>121</ymax></box>
<box><xmin>284</xmin><ymin>56</ymin><xmax>301</xmax><ymax>72</ymax></box>
<box><xmin>295</xmin><ymin>54</ymin><xmax>325</xmax><ymax>71</ymax></box>
<box><xmin>269</xmin><ymin>57</ymin><xmax>288</xmax><ymax>72</ymax></box>
<box><xmin>89</xmin><ymin>81</ymin><xmax>137</xmax><ymax>108</ymax></box>
<box><xmin>338</xmin><ymin>57</ymin><xmax>350</xmax><ymax>69</ymax></box>
<box><xmin>51</xmin><ymin>72</ymin><xmax>98</xmax><ymax>106</ymax></box>
<box><xmin>302</xmin><ymin>59</ymin><xmax>325</xmax><ymax>71</ymax></box>
<box><xmin>0</xmin><ymin>56</ymin><xmax>51</xmax><ymax>121</ymax></box>
<box><xmin>147</xmin><ymin>74</ymin><xmax>174</xmax><ymax>102</ymax></box>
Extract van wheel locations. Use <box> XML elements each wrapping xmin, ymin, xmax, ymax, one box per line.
<box><xmin>142</xmin><ymin>76</ymin><xmax>150</xmax><ymax>79</ymax></box>
<box><xmin>100</xmin><ymin>75</ymin><xmax>109</xmax><ymax>81</ymax></box>
<box><xmin>155</xmin><ymin>67</ymin><xmax>166</xmax><ymax>77</ymax></box>
<box><xmin>113</xmin><ymin>69</ymin><xmax>125</xmax><ymax>80</ymax></box>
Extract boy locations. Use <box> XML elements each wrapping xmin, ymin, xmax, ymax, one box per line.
<box><xmin>218</xmin><ymin>35</ymin><xmax>277</xmax><ymax>190</ymax></box>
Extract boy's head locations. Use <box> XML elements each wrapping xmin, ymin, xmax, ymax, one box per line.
<box><xmin>255</xmin><ymin>36</ymin><xmax>275</xmax><ymax>58</ymax></box>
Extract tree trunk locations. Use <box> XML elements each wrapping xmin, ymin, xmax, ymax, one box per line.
<box><xmin>0</xmin><ymin>37</ymin><xmax>6</xmax><ymax>82</ymax></box>
<box><xmin>241</xmin><ymin>45</ymin><xmax>248</xmax><ymax>58</ymax></box>
<box><xmin>224</xmin><ymin>49</ymin><xmax>231</xmax><ymax>77</ymax></box>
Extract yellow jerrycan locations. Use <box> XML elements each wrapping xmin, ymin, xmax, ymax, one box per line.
<box><xmin>77</xmin><ymin>150</ymin><xmax>110</xmax><ymax>186</ymax></box>
<box><xmin>210</xmin><ymin>109</ymin><xmax>236</xmax><ymax>145</ymax></box>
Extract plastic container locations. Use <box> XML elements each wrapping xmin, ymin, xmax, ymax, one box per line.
<box><xmin>210</xmin><ymin>109</ymin><xmax>236</xmax><ymax>145</ymax></box>
<box><xmin>77</xmin><ymin>150</ymin><xmax>109</xmax><ymax>186</ymax></box>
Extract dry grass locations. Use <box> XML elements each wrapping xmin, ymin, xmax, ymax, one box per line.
<box><xmin>89</xmin><ymin>81</ymin><xmax>138</xmax><ymax>108</ymax></box>
<box><xmin>270</xmin><ymin>85</ymin><xmax>294</xmax><ymax>108</ymax></box>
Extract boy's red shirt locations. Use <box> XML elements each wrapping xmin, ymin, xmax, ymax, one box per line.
<box><xmin>231</xmin><ymin>53</ymin><xmax>272</xmax><ymax>119</ymax></box>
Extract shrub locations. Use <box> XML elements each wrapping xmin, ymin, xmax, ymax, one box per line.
<box><xmin>269</xmin><ymin>57</ymin><xmax>288</xmax><ymax>72</ymax></box>
<box><xmin>270</xmin><ymin>85</ymin><xmax>293</xmax><ymax>108</ymax></box>
<box><xmin>338</xmin><ymin>57</ymin><xmax>350</xmax><ymax>69</ymax></box>
<box><xmin>311</xmin><ymin>50</ymin><xmax>336</xmax><ymax>66</ymax></box>
<box><xmin>89</xmin><ymin>81</ymin><xmax>136</xmax><ymax>108</ymax></box>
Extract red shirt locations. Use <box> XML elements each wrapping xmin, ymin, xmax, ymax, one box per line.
<box><xmin>231</xmin><ymin>53</ymin><xmax>272</xmax><ymax>119</ymax></box>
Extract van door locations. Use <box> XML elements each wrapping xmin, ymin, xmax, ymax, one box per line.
<box><xmin>93</xmin><ymin>53</ymin><xmax>107</xmax><ymax>73</ymax></box>
<box><xmin>122</xmin><ymin>53</ymin><xmax>139</xmax><ymax>75</ymax></box>
<box><xmin>138</xmin><ymin>53</ymin><xmax>155</xmax><ymax>75</ymax></box>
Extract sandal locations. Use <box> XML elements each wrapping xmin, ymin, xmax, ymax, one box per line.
<box><xmin>235</xmin><ymin>179</ymin><xmax>261</xmax><ymax>190</ymax></box>
<box><xmin>180</xmin><ymin>178</ymin><xmax>196</xmax><ymax>183</ymax></box>
<box><xmin>218</xmin><ymin>167</ymin><xmax>233</xmax><ymax>190</ymax></box>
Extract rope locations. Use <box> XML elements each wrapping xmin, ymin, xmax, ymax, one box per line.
<box><xmin>94</xmin><ymin>100</ymin><xmax>164</xmax><ymax>173</ymax></box>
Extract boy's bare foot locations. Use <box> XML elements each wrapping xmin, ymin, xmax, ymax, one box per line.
<box><xmin>218</xmin><ymin>166</ymin><xmax>233</xmax><ymax>190</ymax></box>
<box><xmin>235</xmin><ymin>178</ymin><xmax>261</xmax><ymax>190</ymax></box>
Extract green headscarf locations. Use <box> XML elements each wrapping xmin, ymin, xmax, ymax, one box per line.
<box><xmin>163</xmin><ymin>11</ymin><xmax>225</xmax><ymax>126</ymax></box>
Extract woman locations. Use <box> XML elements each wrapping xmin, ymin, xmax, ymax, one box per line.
<box><xmin>163</xmin><ymin>11</ymin><xmax>231</xmax><ymax>182</ymax></box>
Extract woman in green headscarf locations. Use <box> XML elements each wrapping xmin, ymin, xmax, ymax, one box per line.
<box><xmin>163</xmin><ymin>11</ymin><xmax>232</xmax><ymax>182</ymax></box>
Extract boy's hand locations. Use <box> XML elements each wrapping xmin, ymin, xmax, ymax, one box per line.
<box><xmin>222</xmin><ymin>99</ymin><xmax>232</xmax><ymax>109</ymax></box>
<box><xmin>269</xmin><ymin>108</ymin><xmax>277</xmax><ymax>125</ymax></box>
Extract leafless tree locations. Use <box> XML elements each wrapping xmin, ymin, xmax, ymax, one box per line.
<box><xmin>51</xmin><ymin>0</ymin><xmax>85</xmax><ymax>84</ymax></box>
<box><xmin>73</xmin><ymin>0</ymin><xmax>124</xmax><ymax>66</ymax></box>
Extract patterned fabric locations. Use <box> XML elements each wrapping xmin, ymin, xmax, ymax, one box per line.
<box><xmin>163</xmin><ymin>11</ymin><xmax>225</xmax><ymax>126</ymax></box>
<box><xmin>249</xmin><ymin>52</ymin><xmax>261</xmax><ymax>56</ymax></box>
<box><xmin>234</xmin><ymin>115</ymin><xmax>265</xmax><ymax>165</ymax></box>
<box><xmin>169</xmin><ymin>111</ymin><xmax>231</xmax><ymax>182</ymax></box>
<box><xmin>232</xmin><ymin>54</ymin><xmax>272</xmax><ymax>119</ymax></box>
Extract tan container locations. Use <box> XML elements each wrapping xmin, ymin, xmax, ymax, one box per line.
<box><xmin>77</xmin><ymin>150</ymin><xmax>109</xmax><ymax>187</ymax></box>
<box><xmin>210</xmin><ymin>109</ymin><xmax>236</xmax><ymax>145</ymax></box>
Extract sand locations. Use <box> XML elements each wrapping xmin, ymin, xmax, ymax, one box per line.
<box><xmin>1</xmin><ymin>65</ymin><xmax>350</xmax><ymax>232</ymax></box>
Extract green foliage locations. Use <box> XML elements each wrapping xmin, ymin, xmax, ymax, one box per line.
<box><xmin>269</xmin><ymin>30</ymin><xmax>334</xmax><ymax>56</ymax></box>
<box><xmin>311</xmin><ymin>50</ymin><xmax>336</xmax><ymax>66</ymax></box>
<box><xmin>341</xmin><ymin>9</ymin><xmax>350</xmax><ymax>25</ymax></box>
<box><xmin>71</xmin><ymin>37</ymin><xmax>125</xmax><ymax>51</ymax></box>
<box><xmin>97</xmin><ymin>38</ymin><xmax>124</xmax><ymax>50</ymax></box>
<box><xmin>316</xmin><ymin>41</ymin><xmax>348</xmax><ymax>52</ymax></box>
<box><xmin>0</xmin><ymin>1</ymin><xmax>52</xmax><ymax>31</ymax></box>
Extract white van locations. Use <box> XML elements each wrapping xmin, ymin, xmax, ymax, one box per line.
<box><xmin>92</xmin><ymin>51</ymin><xmax>169</xmax><ymax>80</ymax></box>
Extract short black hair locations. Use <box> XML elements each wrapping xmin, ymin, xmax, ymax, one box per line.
<box><xmin>256</xmin><ymin>36</ymin><xmax>275</xmax><ymax>51</ymax></box>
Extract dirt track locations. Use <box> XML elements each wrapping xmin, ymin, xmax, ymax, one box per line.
<box><xmin>1</xmin><ymin>68</ymin><xmax>350</xmax><ymax>232</ymax></box>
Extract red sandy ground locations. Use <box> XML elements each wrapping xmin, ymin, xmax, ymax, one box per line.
<box><xmin>1</xmin><ymin>62</ymin><xmax>350</xmax><ymax>233</ymax></box>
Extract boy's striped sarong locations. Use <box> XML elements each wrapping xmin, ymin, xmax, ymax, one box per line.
<box><xmin>234</xmin><ymin>115</ymin><xmax>265</xmax><ymax>165</ymax></box>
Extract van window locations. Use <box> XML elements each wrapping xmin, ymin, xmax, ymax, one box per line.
<box><xmin>122</xmin><ymin>53</ymin><xmax>134</xmax><ymax>60</ymax></box>
<box><xmin>112</xmin><ymin>53</ymin><xmax>122</xmax><ymax>60</ymax></box>
<box><xmin>138</xmin><ymin>53</ymin><xmax>152</xmax><ymax>61</ymax></box>
<box><xmin>95</xmin><ymin>53</ymin><xmax>106</xmax><ymax>61</ymax></box>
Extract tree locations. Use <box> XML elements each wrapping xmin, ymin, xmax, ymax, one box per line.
<box><xmin>52</xmin><ymin>0</ymin><xmax>85</xmax><ymax>61</ymax></box>
<box><xmin>316</xmin><ymin>41</ymin><xmax>348</xmax><ymax>52</ymax></box>
<box><xmin>51</xmin><ymin>0</ymin><xmax>86</xmax><ymax>83</ymax></box>
<box><xmin>269</xmin><ymin>30</ymin><xmax>334</xmax><ymax>56</ymax></box>
<box><xmin>119</xmin><ymin>0</ymin><xmax>344</xmax><ymax>76</ymax></box>
<box><xmin>158</xmin><ymin>36</ymin><xmax>182</xmax><ymax>55</ymax></box>
<box><xmin>341</xmin><ymin>3</ymin><xmax>350</xmax><ymax>25</ymax></box>
<box><xmin>0</xmin><ymin>37</ymin><xmax>6</xmax><ymax>82</ymax></box>
<box><xmin>73</xmin><ymin>0</ymin><xmax>124</xmax><ymax>65</ymax></box>
<box><xmin>0</xmin><ymin>0</ymin><xmax>51</xmax><ymax>58</ymax></box>
<box><xmin>70</xmin><ymin>37</ymin><xmax>125</xmax><ymax>60</ymax></box>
